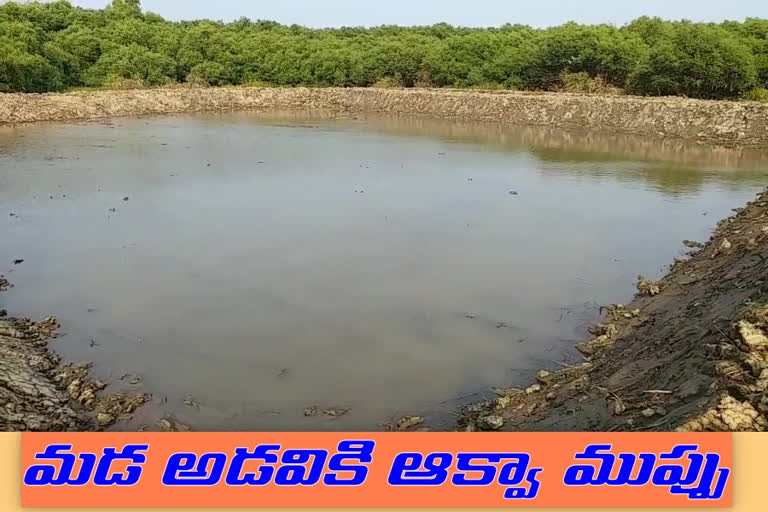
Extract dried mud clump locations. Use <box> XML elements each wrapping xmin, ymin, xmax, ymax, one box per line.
<box><xmin>636</xmin><ymin>277</ymin><xmax>661</xmax><ymax>297</ymax></box>
<box><xmin>677</xmin><ymin>395</ymin><xmax>767</xmax><ymax>432</ymax></box>
<box><xmin>156</xmin><ymin>416</ymin><xmax>191</xmax><ymax>432</ymax></box>
<box><xmin>385</xmin><ymin>415</ymin><xmax>425</xmax><ymax>432</ymax></box>
<box><xmin>0</xmin><ymin>294</ymin><xmax>149</xmax><ymax>431</ymax></box>
<box><xmin>459</xmin><ymin>187</ymin><xmax>768</xmax><ymax>433</ymax></box>
<box><xmin>458</xmin><ymin>362</ymin><xmax>593</xmax><ymax>431</ymax></box>
<box><xmin>679</xmin><ymin>305</ymin><xmax>768</xmax><ymax>432</ymax></box>
<box><xmin>577</xmin><ymin>323</ymin><xmax>619</xmax><ymax>356</ymax></box>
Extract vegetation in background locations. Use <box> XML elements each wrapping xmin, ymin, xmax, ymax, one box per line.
<box><xmin>0</xmin><ymin>0</ymin><xmax>767</xmax><ymax>99</ymax></box>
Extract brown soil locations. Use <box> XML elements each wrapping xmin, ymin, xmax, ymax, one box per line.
<box><xmin>458</xmin><ymin>187</ymin><xmax>768</xmax><ymax>432</ymax></box>
<box><xmin>2</xmin><ymin>87</ymin><xmax>768</xmax><ymax>148</ymax></box>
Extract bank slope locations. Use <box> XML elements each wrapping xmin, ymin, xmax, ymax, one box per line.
<box><xmin>0</xmin><ymin>283</ymin><xmax>149</xmax><ymax>431</ymax></box>
<box><xmin>459</xmin><ymin>188</ymin><xmax>768</xmax><ymax>432</ymax></box>
<box><xmin>1</xmin><ymin>87</ymin><xmax>768</xmax><ymax>148</ymax></box>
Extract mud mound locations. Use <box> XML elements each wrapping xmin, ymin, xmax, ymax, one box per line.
<box><xmin>0</xmin><ymin>302</ymin><xmax>149</xmax><ymax>431</ymax></box>
<box><xmin>459</xmin><ymin>188</ymin><xmax>768</xmax><ymax>432</ymax></box>
<box><xmin>2</xmin><ymin>87</ymin><xmax>768</xmax><ymax>148</ymax></box>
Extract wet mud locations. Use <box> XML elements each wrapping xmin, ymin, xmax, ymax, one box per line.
<box><xmin>457</xmin><ymin>188</ymin><xmax>768</xmax><ymax>432</ymax></box>
<box><xmin>0</xmin><ymin>284</ymin><xmax>152</xmax><ymax>431</ymax></box>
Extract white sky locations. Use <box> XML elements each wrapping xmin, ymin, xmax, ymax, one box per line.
<box><xmin>65</xmin><ymin>0</ymin><xmax>768</xmax><ymax>27</ymax></box>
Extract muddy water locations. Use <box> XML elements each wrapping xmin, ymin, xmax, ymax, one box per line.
<box><xmin>1</xmin><ymin>112</ymin><xmax>766</xmax><ymax>431</ymax></box>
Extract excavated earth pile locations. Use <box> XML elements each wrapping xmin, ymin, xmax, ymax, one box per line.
<box><xmin>1</xmin><ymin>87</ymin><xmax>768</xmax><ymax>148</ymax></box>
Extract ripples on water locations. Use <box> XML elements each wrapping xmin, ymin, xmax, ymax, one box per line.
<box><xmin>1</xmin><ymin>112</ymin><xmax>766</xmax><ymax>430</ymax></box>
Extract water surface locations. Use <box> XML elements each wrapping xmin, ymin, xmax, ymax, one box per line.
<box><xmin>1</xmin><ymin>112</ymin><xmax>766</xmax><ymax>430</ymax></box>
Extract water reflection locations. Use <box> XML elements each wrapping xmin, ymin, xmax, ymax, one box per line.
<box><xmin>207</xmin><ymin>110</ymin><xmax>768</xmax><ymax>196</ymax></box>
<box><xmin>209</xmin><ymin>110</ymin><xmax>767</xmax><ymax>165</ymax></box>
<box><xmin>0</xmin><ymin>112</ymin><xmax>765</xmax><ymax>431</ymax></box>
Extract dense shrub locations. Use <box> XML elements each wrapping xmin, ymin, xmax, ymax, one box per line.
<box><xmin>0</xmin><ymin>43</ymin><xmax>62</xmax><ymax>92</ymax></box>
<box><xmin>742</xmin><ymin>87</ymin><xmax>768</xmax><ymax>102</ymax></box>
<box><xmin>0</xmin><ymin>1</ymin><xmax>765</xmax><ymax>99</ymax></box>
<box><xmin>560</xmin><ymin>72</ymin><xmax>619</xmax><ymax>94</ymax></box>
<box><xmin>627</xmin><ymin>24</ymin><xmax>757</xmax><ymax>98</ymax></box>
<box><xmin>188</xmin><ymin>61</ymin><xmax>228</xmax><ymax>86</ymax></box>
<box><xmin>83</xmin><ymin>43</ymin><xmax>175</xmax><ymax>86</ymax></box>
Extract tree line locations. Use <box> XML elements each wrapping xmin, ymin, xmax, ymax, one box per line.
<box><xmin>1</xmin><ymin>0</ymin><xmax>767</xmax><ymax>100</ymax></box>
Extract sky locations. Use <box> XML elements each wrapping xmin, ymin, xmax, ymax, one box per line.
<box><xmin>66</xmin><ymin>0</ymin><xmax>768</xmax><ymax>27</ymax></box>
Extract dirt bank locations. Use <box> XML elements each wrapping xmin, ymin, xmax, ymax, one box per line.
<box><xmin>458</xmin><ymin>188</ymin><xmax>768</xmax><ymax>432</ymax></box>
<box><xmin>2</xmin><ymin>87</ymin><xmax>768</xmax><ymax>148</ymax></box>
<box><xmin>0</xmin><ymin>280</ymin><xmax>149</xmax><ymax>431</ymax></box>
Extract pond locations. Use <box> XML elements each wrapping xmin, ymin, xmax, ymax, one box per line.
<box><xmin>1</xmin><ymin>111</ymin><xmax>766</xmax><ymax>431</ymax></box>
